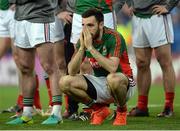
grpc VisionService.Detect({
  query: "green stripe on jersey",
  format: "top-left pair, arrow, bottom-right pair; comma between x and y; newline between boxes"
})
134,12 -> 153,18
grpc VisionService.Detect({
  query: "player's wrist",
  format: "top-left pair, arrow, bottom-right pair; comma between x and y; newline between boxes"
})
78,48 -> 85,52
87,46 -> 94,51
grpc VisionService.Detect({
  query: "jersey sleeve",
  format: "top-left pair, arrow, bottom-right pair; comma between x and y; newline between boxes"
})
108,33 -> 127,57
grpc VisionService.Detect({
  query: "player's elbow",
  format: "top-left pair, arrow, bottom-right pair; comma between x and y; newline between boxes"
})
68,65 -> 77,76
109,68 -> 117,73
108,65 -> 118,73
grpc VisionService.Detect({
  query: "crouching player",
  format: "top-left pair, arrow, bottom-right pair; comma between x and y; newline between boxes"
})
59,8 -> 136,125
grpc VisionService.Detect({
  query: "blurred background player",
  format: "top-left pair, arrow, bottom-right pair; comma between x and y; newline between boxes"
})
6,0 -> 64,124
117,0 -> 179,117
0,0 -> 42,117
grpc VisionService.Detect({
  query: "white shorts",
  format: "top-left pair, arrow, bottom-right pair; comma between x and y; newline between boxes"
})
132,14 -> 174,48
0,9 -> 15,38
83,74 -> 136,104
54,16 -> 64,42
71,12 -> 116,44
14,18 -> 64,48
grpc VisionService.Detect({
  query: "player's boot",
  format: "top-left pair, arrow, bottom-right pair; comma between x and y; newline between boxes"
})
90,106 -> 111,125
157,107 -> 173,117
128,107 -> 149,117
6,116 -> 33,124
41,114 -> 63,124
113,111 -> 127,126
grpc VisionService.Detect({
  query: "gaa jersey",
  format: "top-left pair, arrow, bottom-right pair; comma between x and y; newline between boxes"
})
0,0 -> 9,10
75,0 -> 112,15
76,27 -> 133,78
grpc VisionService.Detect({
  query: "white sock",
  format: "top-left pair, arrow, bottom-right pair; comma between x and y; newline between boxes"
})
51,105 -> 62,119
23,106 -> 33,118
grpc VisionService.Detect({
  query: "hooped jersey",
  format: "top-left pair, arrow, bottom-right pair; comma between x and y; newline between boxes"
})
76,27 -> 133,78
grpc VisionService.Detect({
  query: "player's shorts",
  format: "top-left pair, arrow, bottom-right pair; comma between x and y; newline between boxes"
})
0,9 -> 15,38
14,17 -> 64,48
71,12 -> 115,44
83,74 -> 136,104
54,16 -> 64,42
132,14 -> 174,48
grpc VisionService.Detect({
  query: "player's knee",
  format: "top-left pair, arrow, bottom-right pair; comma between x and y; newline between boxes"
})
107,73 -> 128,90
157,57 -> 172,70
57,59 -> 66,71
42,63 -> 54,75
59,75 -> 72,93
136,59 -> 150,70
19,62 -> 33,75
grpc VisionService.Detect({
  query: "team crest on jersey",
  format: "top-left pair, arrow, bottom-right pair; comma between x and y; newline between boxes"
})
88,58 -> 101,68
102,46 -> 107,56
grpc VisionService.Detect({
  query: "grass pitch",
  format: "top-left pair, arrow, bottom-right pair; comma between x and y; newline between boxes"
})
0,84 -> 180,130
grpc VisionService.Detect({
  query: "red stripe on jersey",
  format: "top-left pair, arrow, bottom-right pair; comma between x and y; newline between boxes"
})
105,28 -> 133,77
105,29 -> 121,57
119,50 -> 133,78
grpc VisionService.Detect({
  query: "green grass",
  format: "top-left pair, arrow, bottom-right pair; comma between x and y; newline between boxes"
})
0,84 -> 180,130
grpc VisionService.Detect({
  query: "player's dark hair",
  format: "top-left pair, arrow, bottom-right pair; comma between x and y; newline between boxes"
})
82,8 -> 104,23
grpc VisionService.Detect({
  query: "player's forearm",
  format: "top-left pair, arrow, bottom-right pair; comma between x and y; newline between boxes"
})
166,0 -> 179,11
68,49 -> 84,76
88,47 -> 118,73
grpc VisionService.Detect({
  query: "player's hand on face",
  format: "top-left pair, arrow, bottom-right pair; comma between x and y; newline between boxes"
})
83,26 -> 93,50
152,5 -> 168,15
79,31 -> 85,50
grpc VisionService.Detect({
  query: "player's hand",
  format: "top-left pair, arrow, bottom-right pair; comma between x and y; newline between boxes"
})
57,11 -> 73,24
9,4 -> 16,11
83,26 -> 93,50
79,31 -> 85,50
152,5 -> 168,15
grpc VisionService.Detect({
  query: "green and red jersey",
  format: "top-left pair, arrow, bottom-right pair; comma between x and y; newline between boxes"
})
0,0 -> 9,10
76,27 -> 133,77
75,0 -> 112,15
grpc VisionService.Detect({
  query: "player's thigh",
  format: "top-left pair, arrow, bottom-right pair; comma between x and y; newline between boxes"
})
0,37 -> 11,56
154,44 -> 172,64
54,40 -> 65,60
16,47 -> 36,70
60,75 -> 88,91
134,47 -> 152,65
36,43 -> 54,67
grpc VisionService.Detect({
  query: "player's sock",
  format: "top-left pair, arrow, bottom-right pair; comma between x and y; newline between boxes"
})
33,75 -> 42,109
23,98 -> 34,118
165,92 -> 174,110
45,77 -> 53,106
117,105 -> 127,112
51,95 -> 62,118
137,95 -> 148,111
86,100 -> 107,111
16,94 -> 23,109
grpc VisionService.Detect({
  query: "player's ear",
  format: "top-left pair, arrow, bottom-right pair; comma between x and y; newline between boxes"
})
99,21 -> 104,29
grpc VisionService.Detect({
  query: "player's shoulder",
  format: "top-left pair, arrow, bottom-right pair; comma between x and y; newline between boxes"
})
104,26 -> 123,40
